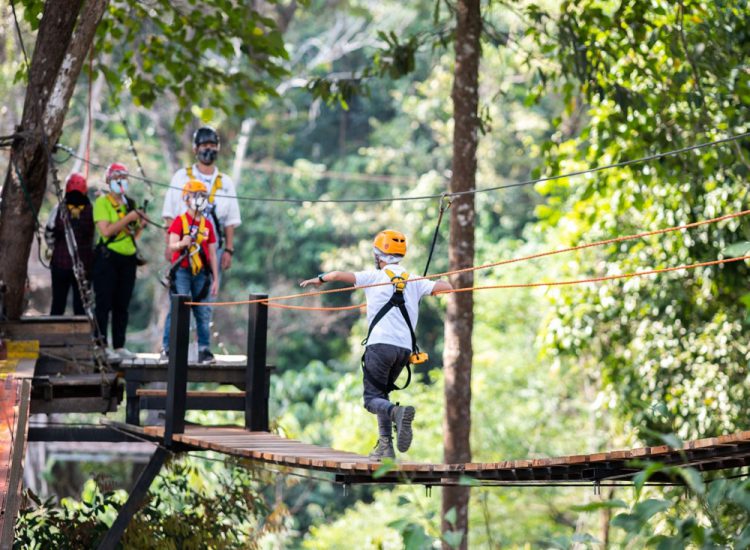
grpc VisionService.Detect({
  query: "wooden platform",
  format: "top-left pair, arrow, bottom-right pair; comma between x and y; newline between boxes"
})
0,371 -> 32,546
115,423 -> 750,486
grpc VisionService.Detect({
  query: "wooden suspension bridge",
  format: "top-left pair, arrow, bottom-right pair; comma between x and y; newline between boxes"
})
1,293 -> 750,547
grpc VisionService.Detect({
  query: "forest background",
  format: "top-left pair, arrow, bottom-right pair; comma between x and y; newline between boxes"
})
3,0 -> 750,548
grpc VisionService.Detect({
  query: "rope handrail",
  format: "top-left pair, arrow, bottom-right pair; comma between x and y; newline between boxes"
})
436,255 -> 750,294
188,208 -> 750,307
53,130 -> 750,205
258,255 -> 750,311
263,302 -> 366,311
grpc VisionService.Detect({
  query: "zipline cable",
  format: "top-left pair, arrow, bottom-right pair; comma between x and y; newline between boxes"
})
189,207 -> 750,307
54,130 -> 750,205
104,79 -> 154,209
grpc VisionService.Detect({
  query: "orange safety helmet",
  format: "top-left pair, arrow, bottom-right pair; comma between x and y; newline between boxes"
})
182,179 -> 208,198
373,230 -> 407,257
65,172 -> 87,194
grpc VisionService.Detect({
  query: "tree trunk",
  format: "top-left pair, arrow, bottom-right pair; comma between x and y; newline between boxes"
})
442,0 -> 480,548
0,0 -> 108,319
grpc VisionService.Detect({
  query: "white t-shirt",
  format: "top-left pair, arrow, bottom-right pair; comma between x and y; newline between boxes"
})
161,165 -> 242,231
355,264 -> 436,350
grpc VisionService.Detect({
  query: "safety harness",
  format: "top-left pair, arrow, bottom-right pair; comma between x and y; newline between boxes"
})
96,194 -> 147,266
180,214 -> 208,275
100,194 -> 132,247
166,213 -> 212,301
361,269 -> 428,393
187,166 -> 224,249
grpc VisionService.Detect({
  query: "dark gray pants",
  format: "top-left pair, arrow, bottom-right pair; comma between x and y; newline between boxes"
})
362,343 -> 411,437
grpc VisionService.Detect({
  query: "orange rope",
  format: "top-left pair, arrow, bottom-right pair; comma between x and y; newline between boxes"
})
263,301 -> 365,312
436,255 -> 750,294
188,208 -> 750,307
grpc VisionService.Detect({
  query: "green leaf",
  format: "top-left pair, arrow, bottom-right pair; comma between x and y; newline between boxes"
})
632,498 -> 671,521
677,468 -> 705,496
706,478 -> 727,510
649,534 -> 685,550
736,523 -> 750,550
444,506 -> 457,526
402,523 -> 429,550
723,241 -> 750,257
442,530 -> 463,549
657,433 -> 683,449
611,512 -> 644,534
633,462 -> 664,497
571,499 -> 628,512
729,483 -> 750,512
373,459 -> 397,479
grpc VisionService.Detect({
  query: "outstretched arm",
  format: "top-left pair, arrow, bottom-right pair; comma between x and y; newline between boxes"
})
431,280 -> 452,295
300,270 -> 356,288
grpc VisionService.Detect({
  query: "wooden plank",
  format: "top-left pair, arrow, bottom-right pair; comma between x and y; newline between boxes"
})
136,389 -> 245,398
35,373 -> 119,386
105,423 -> 750,485
0,379 -> 31,548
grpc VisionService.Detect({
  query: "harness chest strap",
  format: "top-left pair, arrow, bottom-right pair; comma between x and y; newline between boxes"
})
364,269 -> 419,355
360,269 -> 429,393
186,165 -> 223,203
180,213 -> 207,275
102,194 -> 131,245
186,166 -> 224,247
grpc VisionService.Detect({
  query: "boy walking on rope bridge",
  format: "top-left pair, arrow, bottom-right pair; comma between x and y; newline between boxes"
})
162,180 -> 220,364
301,230 -> 451,460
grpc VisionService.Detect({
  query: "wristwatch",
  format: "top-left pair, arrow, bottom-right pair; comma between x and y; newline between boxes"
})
224,248 -> 234,255
317,273 -> 326,283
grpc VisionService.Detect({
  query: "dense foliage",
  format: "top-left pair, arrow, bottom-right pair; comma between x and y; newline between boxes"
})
528,0 -> 750,442
15,457 -> 285,549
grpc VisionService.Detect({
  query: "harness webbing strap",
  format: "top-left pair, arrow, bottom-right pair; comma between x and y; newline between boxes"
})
361,269 -> 419,393
179,213 -> 207,275
101,193 -> 131,246
186,166 -> 225,248
361,270 -> 417,353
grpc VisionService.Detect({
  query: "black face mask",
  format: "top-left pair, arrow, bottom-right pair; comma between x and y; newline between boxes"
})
197,148 -> 218,165
65,190 -> 89,206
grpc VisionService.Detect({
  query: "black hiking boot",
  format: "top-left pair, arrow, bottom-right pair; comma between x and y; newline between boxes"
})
368,436 -> 395,461
390,405 -> 415,453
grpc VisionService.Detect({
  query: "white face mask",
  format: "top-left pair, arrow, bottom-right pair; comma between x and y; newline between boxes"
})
187,194 -> 207,212
109,179 -> 128,194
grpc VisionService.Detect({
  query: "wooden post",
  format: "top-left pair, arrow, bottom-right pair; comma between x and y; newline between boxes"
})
164,294 -> 190,445
125,380 -> 140,426
245,293 -> 268,431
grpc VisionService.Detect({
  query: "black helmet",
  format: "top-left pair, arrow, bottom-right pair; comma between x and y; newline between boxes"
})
193,126 -> 220,147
